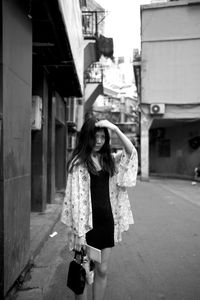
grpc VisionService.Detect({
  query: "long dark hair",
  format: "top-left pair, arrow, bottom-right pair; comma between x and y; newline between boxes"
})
68,117 -> 115,176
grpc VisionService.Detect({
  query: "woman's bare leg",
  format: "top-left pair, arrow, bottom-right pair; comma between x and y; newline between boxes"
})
75,284 -> 87,300
93,248 -> 112,300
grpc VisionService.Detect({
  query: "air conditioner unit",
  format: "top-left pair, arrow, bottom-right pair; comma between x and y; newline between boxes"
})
150,103 -> 165,115
32,96 -> 42,130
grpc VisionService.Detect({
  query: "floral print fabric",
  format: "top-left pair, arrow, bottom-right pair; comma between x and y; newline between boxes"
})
61,147 -> 138,249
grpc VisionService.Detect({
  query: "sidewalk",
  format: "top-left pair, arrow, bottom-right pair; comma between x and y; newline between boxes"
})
30,192 -> 64,259
5,192 -> 64,300
30,205 -> 62,259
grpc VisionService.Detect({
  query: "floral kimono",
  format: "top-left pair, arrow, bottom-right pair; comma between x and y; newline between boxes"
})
61,148 -> 138,249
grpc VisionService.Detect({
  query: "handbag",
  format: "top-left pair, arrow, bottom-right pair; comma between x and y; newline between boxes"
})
67,249 -> 86,295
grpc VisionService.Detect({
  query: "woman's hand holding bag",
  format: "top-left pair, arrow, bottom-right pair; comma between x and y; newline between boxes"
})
67,249 -> 86,295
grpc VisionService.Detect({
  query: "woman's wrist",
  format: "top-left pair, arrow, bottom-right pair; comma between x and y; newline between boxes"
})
114,125 -> 120,134
113,125 -> 134,154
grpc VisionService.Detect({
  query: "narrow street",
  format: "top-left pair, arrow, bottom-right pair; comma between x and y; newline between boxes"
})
14,178 -> 200,300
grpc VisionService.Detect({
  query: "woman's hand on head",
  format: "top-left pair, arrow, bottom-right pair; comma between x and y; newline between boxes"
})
95,119 -> 117,132
96,119 -> 134,155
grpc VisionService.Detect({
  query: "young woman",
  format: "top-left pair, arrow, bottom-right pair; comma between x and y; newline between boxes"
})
61,118 -> 138,300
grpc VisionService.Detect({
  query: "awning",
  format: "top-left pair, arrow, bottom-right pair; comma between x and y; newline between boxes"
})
84,83 -> 103,113
58,0 -> 84,95
32,0 -> 83,97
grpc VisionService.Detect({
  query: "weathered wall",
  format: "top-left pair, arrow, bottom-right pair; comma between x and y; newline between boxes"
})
141,2 -> 200,104
1,0 -> 32,295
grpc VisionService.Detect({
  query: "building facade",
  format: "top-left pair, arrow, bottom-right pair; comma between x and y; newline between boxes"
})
0,0 -> 84,296
134,0 -> 200,180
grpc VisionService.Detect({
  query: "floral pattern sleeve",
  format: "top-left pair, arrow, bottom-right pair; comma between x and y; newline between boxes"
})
114,147 -> 138,187
60,172 -> 73,229
61,164 -> 93,241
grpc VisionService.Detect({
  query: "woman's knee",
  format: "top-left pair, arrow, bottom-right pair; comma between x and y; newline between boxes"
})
96,263 -> 108,278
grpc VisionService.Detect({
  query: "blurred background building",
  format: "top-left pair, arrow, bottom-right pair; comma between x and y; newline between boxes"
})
133,0 -> 200,181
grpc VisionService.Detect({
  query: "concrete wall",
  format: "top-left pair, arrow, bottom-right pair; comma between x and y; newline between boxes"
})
141,2 -> 200,104
0,0 -> 32,295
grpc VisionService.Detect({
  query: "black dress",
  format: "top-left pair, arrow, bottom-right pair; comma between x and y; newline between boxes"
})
86,170 -> 114,250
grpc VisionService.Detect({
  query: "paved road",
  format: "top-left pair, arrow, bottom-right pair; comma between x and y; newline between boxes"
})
14,179 -> 200,300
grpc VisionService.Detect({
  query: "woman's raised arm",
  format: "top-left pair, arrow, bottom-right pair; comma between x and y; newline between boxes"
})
95,119 -> 134,156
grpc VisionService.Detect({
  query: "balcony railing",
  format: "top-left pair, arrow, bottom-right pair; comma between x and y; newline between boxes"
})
85,62 -> 104,84
82,11 -> 98,39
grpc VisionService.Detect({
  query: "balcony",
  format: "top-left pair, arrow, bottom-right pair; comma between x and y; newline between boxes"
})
82,10 -> 103,71
84,62 -> 104,84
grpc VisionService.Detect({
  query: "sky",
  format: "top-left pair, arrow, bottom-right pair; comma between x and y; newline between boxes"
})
96,0 -> 151,58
